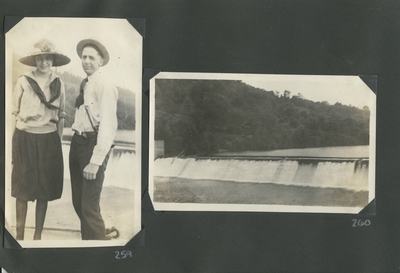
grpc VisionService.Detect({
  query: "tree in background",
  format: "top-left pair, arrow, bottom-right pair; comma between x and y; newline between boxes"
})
10,56 -> 136,131
155,79 -> 371,157
58,71 -> 136,130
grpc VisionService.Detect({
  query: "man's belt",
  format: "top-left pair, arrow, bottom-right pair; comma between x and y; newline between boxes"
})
74,131 -> 97,138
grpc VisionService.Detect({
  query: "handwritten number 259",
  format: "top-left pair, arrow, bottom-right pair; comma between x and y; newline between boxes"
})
115,250 -> 132,259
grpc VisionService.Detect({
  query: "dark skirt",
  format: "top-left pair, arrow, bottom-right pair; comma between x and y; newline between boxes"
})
12,129 -> 63,202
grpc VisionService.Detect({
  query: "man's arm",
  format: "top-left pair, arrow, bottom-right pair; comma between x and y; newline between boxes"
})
83,79 -> 118,180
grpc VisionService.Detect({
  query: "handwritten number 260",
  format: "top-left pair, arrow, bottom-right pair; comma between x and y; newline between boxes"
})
352,219 -> 371,227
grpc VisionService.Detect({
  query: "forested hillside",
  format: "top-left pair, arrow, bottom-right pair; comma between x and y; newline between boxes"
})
59,71 -> 136,129
155,79 -> 370,156
11,54 -> 135,130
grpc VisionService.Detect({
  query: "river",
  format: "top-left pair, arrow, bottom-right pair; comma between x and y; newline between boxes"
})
154,145 -> 371,191
217,145 -> 369,158
62,129 -> 137,190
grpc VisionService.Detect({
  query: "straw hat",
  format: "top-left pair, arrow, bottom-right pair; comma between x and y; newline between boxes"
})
19,39 -> 71,67
76,39 -> 109,66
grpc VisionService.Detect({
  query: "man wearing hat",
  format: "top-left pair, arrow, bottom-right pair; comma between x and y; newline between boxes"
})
69,39 -> 118,240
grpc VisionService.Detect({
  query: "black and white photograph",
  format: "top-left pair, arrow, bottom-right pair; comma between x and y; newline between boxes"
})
5,17 -> 142,248
149,72 -> 376,213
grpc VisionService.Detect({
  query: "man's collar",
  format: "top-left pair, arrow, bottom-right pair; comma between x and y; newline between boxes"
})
87,70 -> 102,81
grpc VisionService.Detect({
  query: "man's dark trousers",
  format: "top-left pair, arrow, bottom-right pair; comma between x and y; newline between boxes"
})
69,133 -> 110,240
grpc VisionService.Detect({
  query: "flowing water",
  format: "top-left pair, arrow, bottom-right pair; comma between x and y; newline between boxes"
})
154,146 -> 370,192
62,144 -> 136,190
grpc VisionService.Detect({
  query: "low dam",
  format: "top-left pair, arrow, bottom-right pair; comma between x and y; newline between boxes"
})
62,144 -> 136,190
154,156 -> 369,192
152,154 -> 370,208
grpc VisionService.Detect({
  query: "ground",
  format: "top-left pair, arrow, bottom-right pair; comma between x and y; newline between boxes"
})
6,179 -> 137,241
154,177 -> 368,207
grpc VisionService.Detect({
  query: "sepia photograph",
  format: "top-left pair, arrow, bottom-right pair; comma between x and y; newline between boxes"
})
149,72 -> 376,213
5,17 -> 142,248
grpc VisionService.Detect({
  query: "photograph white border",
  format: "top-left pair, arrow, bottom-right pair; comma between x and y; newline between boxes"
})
149,72 -> 376,214
5,17 -> 142,248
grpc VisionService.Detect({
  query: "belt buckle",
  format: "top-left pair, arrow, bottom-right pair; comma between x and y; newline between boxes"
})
74,130 -> 87,138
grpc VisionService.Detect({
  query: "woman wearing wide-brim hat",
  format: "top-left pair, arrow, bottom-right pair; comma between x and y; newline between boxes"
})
12,39 -> 70,240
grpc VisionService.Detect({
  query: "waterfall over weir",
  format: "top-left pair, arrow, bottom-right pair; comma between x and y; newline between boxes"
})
154,157 -> 369,192
62,144 -> 136,190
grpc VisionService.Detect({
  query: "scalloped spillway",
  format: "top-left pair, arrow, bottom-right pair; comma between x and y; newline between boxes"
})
154,157 -> 369,191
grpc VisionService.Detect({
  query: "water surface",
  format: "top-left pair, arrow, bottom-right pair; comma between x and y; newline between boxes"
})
217,145 -> 369,158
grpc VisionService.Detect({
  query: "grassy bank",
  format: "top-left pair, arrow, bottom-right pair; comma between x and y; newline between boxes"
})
154,177 -> 368,207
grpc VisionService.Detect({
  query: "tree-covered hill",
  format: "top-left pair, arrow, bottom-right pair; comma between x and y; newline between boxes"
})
10,53 -> 135,130
155,79 -> 370,156
58,71 -> 136,130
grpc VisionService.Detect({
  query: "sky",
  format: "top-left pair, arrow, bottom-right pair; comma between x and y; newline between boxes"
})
242,74 -> 375,109
6,17 -> 143,91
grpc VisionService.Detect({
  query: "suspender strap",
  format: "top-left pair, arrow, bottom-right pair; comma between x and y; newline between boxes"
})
84,105 -> 99,133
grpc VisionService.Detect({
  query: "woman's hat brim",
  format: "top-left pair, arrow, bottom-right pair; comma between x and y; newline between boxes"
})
76,39 -> 109,66
19,52 -> 71,67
